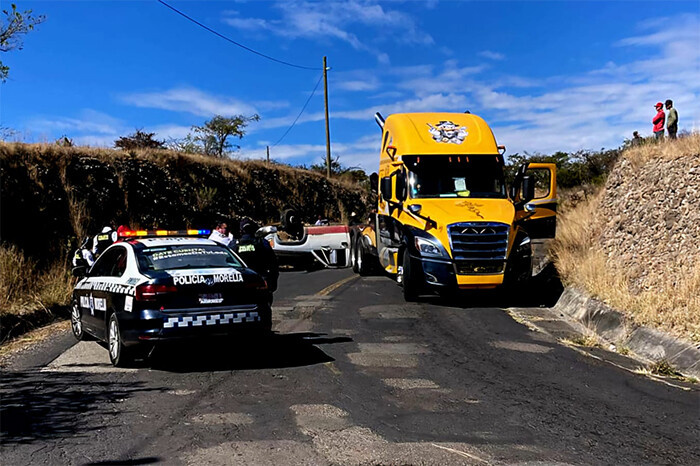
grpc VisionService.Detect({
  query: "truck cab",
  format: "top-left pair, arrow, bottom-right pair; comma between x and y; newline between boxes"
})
356,112 -> 556,300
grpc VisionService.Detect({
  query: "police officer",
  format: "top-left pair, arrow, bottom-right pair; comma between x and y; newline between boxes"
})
234,218 -> 279,293
209,220 -> 234,247
92,225 -> 118,257
72,237 -> 95,268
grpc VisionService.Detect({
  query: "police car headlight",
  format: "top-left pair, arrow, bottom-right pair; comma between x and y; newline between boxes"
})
415,237 -> 444,257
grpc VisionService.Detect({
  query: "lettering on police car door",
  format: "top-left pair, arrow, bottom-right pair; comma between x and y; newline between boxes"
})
173,271 -> 243,286
76,281 -> 136,296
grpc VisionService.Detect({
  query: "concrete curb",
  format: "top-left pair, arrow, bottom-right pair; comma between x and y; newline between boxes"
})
554,288 -> 700,378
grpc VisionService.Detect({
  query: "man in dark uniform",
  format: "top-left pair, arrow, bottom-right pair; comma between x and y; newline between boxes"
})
234,218 -> 279,293
92,225 -> 117,257
72,237 -> 95,268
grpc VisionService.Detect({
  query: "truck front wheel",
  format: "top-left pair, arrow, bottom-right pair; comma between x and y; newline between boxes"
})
402,249 -> 419,301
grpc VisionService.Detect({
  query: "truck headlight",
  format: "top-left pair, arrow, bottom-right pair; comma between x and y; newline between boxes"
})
519,236 -> 531,248
415,237 -> 445,257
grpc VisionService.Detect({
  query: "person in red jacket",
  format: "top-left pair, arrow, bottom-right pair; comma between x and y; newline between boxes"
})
652,102 -> 665,139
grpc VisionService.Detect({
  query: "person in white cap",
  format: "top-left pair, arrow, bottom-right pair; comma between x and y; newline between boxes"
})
92,225 -> 118,257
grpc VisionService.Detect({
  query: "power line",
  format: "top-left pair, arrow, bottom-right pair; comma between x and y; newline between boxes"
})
272,74 -> 324,147
157,0 -> 321,71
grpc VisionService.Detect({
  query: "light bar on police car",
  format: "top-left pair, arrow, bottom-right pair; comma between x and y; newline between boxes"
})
119,229 -> 211,238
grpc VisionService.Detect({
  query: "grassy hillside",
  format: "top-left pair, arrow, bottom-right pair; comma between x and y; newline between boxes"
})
553,134 -> 700,342
0,142 -> 371,259
0,142 -> 371,341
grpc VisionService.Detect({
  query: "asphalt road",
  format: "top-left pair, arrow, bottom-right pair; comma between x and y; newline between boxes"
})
1,268 -> 699,465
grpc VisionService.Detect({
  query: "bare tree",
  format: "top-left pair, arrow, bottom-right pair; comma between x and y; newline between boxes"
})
1,3 -> 45,82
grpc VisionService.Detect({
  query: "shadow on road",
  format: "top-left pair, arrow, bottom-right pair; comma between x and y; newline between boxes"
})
85,458 -> 161,466
147,332 -> 353,373
0,371 -> 166,446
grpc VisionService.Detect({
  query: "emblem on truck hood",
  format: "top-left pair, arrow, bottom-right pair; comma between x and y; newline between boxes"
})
427,121 -> 468,144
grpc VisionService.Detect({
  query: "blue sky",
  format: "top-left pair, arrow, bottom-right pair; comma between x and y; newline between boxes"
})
1,0 -> 699,171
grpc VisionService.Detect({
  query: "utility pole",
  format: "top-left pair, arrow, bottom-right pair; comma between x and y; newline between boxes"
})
266,145 -> 270,164
323,56 -> 331,178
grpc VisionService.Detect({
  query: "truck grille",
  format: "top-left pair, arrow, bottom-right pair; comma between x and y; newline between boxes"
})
448,222 -> 509,275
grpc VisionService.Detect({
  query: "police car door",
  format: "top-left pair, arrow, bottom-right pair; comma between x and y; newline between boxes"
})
79,246 -> 129,339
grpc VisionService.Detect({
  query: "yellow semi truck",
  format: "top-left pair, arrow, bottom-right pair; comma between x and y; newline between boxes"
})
349,112 -> 557,300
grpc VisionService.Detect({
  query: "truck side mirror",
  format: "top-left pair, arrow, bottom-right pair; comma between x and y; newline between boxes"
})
72,266 -> 87,278
522,175 -> 535,202
395,172 -> 407,202
370,173 -> 379,192
380,176 -> 393,201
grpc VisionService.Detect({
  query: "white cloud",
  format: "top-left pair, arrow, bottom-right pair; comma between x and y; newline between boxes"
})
32,109 -> 122,136
222,1 -> 433,63
478,50 -> 505,61
336,77 -> 381,92
151,124 -> 193,141
120,88 -> 261,118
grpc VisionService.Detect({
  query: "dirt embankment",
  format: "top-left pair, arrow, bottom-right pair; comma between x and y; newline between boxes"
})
0,143 -> 371,260
554,134 -> 700,342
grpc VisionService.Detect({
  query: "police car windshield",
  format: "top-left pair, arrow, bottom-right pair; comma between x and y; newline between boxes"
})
137,244 -> 243,272
403,154 -> 506,199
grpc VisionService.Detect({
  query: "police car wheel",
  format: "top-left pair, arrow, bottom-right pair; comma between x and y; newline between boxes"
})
70,301 -> 88,341
108,313 -> 133,367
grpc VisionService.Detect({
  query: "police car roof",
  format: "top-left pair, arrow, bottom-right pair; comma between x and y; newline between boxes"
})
131,237 -> 220,248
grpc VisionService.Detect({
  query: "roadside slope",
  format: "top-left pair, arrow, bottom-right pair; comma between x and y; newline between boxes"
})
553,134 -> 700,343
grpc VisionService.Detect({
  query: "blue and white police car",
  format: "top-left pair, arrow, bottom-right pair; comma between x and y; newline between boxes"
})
71,230 -> 272,367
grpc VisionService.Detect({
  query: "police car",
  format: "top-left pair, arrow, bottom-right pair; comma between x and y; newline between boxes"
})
71,230 -> 272,367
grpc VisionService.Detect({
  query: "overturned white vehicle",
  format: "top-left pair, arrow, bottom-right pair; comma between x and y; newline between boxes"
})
260,211 -> 351,268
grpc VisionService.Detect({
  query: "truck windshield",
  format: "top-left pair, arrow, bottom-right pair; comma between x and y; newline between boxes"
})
403,154 -> 506,199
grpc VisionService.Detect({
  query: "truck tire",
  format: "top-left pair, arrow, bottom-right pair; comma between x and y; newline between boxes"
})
351,236 -> 360,273
402,249 -> 419,301
356,240 -> 372,276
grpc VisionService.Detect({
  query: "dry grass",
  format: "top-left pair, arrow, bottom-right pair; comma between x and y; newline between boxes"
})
634,360 -> 698,384
560,333 -> 602,348
623,133 -> 700,167
0,320 -> 71,364
0,245 -> 73,315
552,134 -> 700,342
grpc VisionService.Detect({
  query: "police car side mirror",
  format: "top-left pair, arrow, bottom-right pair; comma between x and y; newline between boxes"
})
72,266 -> 88,278
256,225 -> 277,238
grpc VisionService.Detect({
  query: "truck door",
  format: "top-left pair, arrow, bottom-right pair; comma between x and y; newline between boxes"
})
518,162 -> 557,239
377,172 -> 402,271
